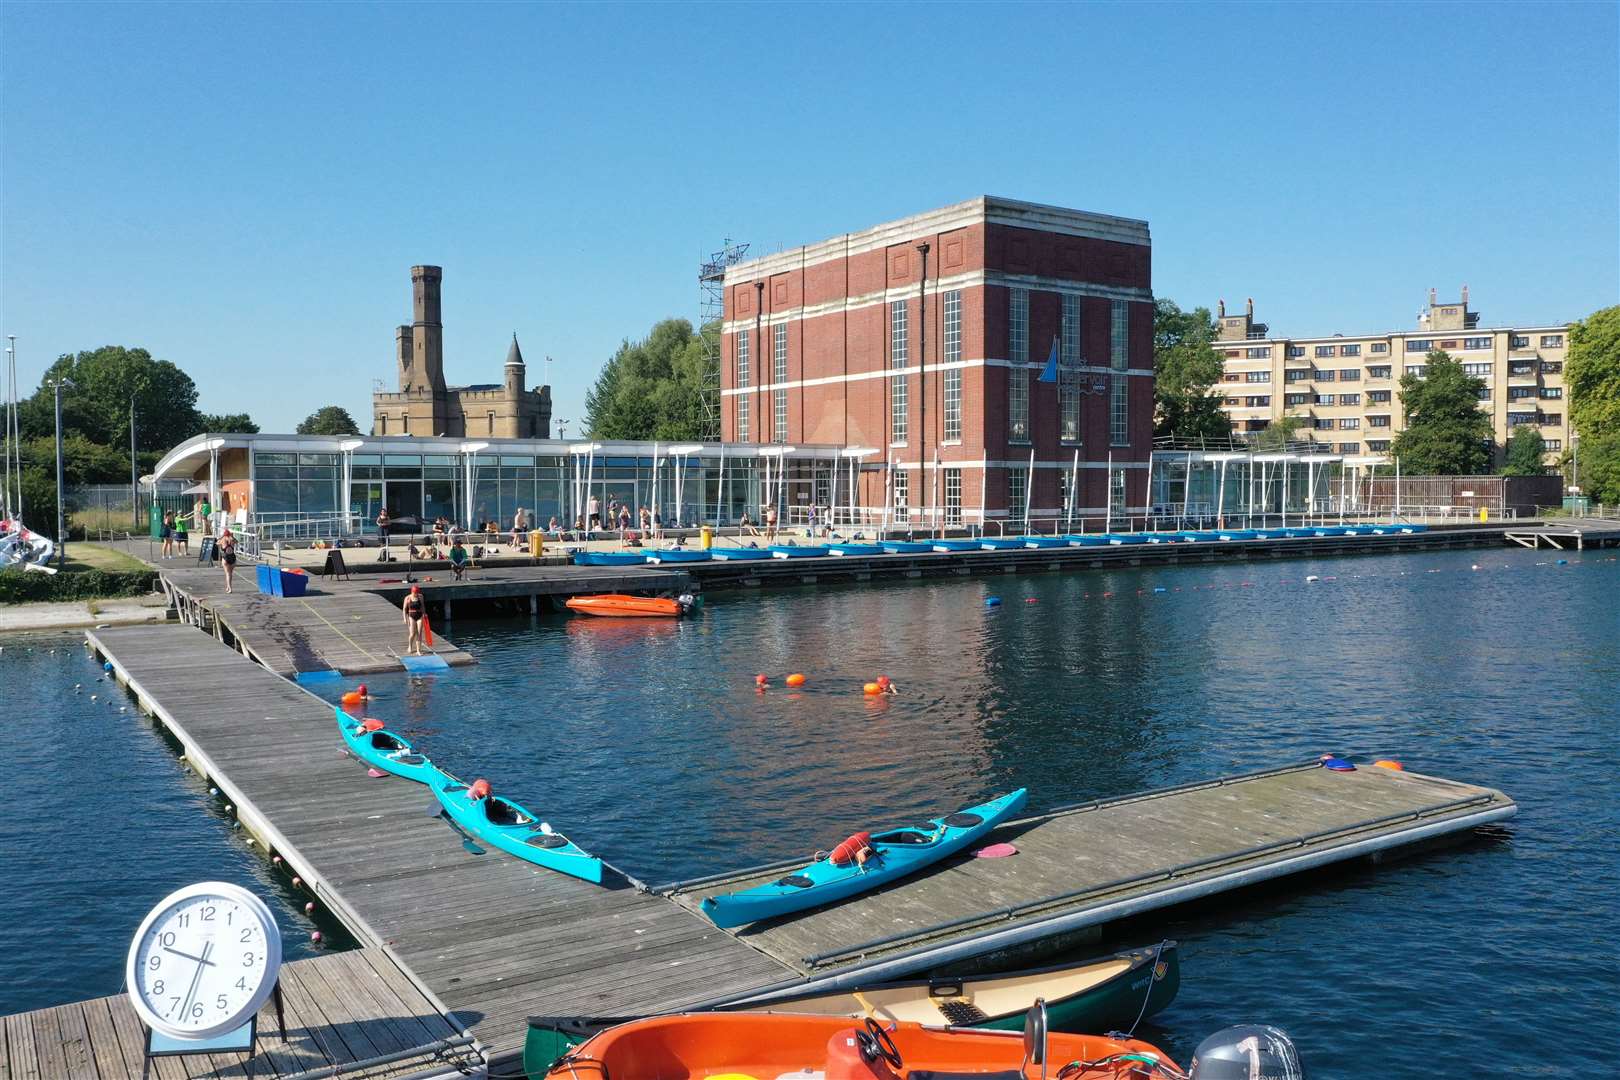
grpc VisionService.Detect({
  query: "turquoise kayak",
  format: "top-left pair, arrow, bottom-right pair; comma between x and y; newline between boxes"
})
573,551 -> 650,566
431,770 -> 604,884
334,705 -> 439,784
710,547 -> 773,560
699,789 -> 1028,929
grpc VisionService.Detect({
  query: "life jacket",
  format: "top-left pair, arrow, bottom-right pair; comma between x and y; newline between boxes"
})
829,831 -> 874,867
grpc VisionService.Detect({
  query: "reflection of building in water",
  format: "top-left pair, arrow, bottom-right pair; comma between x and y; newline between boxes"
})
371,265 -> 552,439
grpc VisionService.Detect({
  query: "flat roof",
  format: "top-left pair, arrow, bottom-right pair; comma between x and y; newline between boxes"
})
724,195 -> 1151,284
151,432 -> 846,483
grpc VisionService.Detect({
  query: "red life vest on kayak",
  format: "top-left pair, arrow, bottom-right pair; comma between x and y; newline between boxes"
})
469,778 -> 492,801
829,831 -> 874,867
360,718 -> 385,732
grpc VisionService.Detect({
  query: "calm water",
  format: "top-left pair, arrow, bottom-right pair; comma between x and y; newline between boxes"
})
4,547 -> 1618,1076
0,634 -> 324,1016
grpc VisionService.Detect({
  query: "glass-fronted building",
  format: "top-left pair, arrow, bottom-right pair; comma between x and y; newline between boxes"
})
151,433 -> 873,535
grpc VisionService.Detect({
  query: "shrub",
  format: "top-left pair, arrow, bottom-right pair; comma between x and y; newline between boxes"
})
0,569 -> 159,604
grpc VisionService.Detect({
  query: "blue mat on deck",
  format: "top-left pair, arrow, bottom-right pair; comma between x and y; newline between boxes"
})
400,654 -> 451,673
293,669 -> 344,685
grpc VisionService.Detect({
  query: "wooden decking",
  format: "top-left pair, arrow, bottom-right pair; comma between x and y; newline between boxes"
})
83,625 -> 794,1066
36,621 -> 1519,1073
668,763 -> 1517,984
0,949 -> 474,1080
158,567 -> 474,678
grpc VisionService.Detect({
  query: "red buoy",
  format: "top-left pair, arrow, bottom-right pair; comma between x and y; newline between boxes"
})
469,778 -> 492,801
829,831 -> 874,867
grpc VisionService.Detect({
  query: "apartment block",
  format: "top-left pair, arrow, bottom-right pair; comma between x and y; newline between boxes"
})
1213,289 -> 1569,465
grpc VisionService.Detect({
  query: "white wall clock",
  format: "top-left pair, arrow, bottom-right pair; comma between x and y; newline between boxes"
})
125,881 -> 283,1040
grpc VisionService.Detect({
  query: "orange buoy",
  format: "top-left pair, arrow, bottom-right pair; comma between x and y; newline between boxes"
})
340,691 -> 362,705
469,778 -> 492,800
1373,759 -> 1405,771
785,673 -> 806,687
863,682 -> 881,695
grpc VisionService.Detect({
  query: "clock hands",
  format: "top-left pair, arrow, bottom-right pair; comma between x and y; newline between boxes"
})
163,945 -> 217,967
176,939 -> 213,1022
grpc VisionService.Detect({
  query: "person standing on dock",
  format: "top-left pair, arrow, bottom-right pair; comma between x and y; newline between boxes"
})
376,507 -> 392,557
764,503 -> 779,544
218,529 -> 238,592
587,494 -> 601,531
174,511 -> 189,555
402,585 -> 426,655
160,511 -> 174,558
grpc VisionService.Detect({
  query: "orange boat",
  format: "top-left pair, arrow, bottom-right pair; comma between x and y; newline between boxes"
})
564,593 -> 693,618
545,1009 -> 1191,1080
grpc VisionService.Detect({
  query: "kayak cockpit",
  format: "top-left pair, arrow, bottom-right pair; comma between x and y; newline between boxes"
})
486,798 -> 534,826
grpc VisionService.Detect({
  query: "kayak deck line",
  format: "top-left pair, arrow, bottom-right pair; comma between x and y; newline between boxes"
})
80,622 -> 1516,1073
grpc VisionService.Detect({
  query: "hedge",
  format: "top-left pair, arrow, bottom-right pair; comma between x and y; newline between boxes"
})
0,568 -> 160,604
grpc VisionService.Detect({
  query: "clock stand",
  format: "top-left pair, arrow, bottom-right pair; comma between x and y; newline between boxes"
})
141,978 -> 285,1080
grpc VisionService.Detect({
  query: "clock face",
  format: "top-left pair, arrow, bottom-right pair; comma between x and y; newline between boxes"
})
126,882 -> 282,1040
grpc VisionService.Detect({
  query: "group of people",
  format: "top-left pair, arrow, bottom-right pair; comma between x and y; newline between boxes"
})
158,500 -> 214,559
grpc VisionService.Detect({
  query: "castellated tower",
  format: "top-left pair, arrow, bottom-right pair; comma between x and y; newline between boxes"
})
372,265 -> 552,439
411,265 -> 447,393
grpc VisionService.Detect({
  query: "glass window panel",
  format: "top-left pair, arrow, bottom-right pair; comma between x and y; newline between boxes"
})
384,454 -> 421,466
255,453 -> 296,466
298,453 -> 337,465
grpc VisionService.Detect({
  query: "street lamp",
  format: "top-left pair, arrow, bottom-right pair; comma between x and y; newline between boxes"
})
555,418 -> 570,440
4,336 -> 14,521
48,375 -> 75,566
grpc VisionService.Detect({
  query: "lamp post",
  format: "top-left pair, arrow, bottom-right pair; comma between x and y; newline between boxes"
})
915,242 -> 930,535
3,336 -> 13,521
555,418 -> 569,440
130,395 -> 140,530
49,375 -> 75,566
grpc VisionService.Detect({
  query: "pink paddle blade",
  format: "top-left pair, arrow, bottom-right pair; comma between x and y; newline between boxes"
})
974,842 -> 1018,858
367,767 -> 387,778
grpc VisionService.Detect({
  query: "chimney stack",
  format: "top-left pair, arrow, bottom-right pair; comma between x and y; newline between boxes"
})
1245,297 -> 1253,318
1461,284 -> 1469,306
1218,298 -> 1226,318
1429,287 -> 1437,306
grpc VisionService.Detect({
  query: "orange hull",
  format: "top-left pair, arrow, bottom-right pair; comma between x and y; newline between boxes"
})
547,1012 -> 1179,1080
565,594 -> 683,618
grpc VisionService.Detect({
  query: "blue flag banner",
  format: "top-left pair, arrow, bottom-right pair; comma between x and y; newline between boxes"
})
1038,337 -> 1059,383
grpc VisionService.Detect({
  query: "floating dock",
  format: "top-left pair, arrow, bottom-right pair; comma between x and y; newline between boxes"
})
4,621 -> 1517,1075
0,949 -> 474,1080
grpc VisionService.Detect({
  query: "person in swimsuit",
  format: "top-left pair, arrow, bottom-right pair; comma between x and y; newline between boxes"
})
402,585 -> 426,655
218,529 -> 238,592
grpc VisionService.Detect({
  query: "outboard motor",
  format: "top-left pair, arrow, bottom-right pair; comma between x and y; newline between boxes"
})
1189,1025 -> 1305,1080
676,592 -> 698,613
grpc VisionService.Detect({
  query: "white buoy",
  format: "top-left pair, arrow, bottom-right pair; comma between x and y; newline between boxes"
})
1306,575 -> 1320,583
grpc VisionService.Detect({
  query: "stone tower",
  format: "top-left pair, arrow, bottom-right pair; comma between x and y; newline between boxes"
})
504,333 -> 525,397
411,265 -> 447,393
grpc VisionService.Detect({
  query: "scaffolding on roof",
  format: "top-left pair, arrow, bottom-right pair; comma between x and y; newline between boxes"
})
699,239 -> 750,442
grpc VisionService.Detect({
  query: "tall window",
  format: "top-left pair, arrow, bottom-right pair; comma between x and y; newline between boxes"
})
1060,294 -> 1080,442
1109,468 -> 1127,520
893,469 -> 909,523
890,300 -> 909,442
735,329 -> 750,388
773,323 -> 788,443
944,468 -> 962,525
736,396 -> 749,441
1007,469 -> 1027,524
943,290 -> 962,441
1009,288 -> 1029,442
1110,300 -> 1130,446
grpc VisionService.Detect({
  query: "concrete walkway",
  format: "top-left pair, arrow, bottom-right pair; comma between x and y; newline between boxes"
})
0,594 -> 172,634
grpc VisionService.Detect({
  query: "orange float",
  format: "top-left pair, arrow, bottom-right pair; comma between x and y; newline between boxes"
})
1373,759 -> 1405,771
785,673 -> 807,687
863,682 -> 881,695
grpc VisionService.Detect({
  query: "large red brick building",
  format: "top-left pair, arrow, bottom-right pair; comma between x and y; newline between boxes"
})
720,196 -> 1155,526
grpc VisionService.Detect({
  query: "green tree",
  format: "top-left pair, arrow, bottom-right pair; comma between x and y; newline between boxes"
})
584,319 -> 712,440
1152,300 -> 1231,440
1574,429 -> 1620,503
1566,305 -> 1620,435
18,346 -> 203,454
201,413 -> 260,434
1251,414 -> 1305,450
295,406 -> 360,435
1502,425 -> 1546,475
1390,350 -> 1493,474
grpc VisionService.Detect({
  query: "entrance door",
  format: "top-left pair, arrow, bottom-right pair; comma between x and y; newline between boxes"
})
384,482 -> 423,532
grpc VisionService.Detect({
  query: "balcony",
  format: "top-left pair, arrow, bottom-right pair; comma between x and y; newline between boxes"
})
1506,366 -> 1538,383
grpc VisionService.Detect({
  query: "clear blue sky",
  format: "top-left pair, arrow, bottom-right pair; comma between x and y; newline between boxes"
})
3,1 -> 1615,435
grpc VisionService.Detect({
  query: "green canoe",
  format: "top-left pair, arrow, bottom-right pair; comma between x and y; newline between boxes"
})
522,941 -> 1177,1078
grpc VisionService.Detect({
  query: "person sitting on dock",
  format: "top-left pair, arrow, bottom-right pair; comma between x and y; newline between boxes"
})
739,511 -> 760,537
402,585 -> 426,656
449,540 -> 469,580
